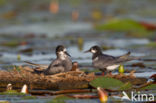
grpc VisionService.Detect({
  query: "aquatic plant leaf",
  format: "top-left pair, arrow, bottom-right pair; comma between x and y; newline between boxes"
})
119,82 -> 132,90
146,42 -> 156,48
141,84 -> 156,90
90,77 -> 132,90
0,41 -> 19,47
0,0 -> 7,6
95,19 -> 146,31
94,19 -> 153,38
0,90 -> 25,95
22,95 -> 37,99
47,95 -> 73,103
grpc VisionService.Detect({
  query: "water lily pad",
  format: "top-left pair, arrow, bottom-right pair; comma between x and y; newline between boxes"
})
95,19 -> 146,31
119,82 -> 132,90
94,19 -> 152,38
90,77 -> 132,90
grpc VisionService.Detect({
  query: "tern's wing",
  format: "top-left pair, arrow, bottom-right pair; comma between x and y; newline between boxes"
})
93,54 -> 117,69
116,51 -> 134,63
44,59 -> 65,75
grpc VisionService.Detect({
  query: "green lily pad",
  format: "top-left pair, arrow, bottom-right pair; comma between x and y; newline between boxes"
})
94,19 -> 153,38
95,19 -> 146,31
141,84 -> 156,90
90,77 -> 132,90
119,82 -> 132,90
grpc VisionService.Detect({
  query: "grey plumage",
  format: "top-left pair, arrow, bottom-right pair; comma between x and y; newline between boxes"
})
43,45 -> 72,75
85,45 -> 138,72
25,45 -> 72,75
44,56 -> 72,75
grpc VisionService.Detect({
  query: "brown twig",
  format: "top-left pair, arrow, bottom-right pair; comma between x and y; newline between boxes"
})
133,81 -> 154,90
66,94 -> 98,99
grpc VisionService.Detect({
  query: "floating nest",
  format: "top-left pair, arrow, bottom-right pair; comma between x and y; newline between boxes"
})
0,66 -> 95,91
0,66 -> 147,91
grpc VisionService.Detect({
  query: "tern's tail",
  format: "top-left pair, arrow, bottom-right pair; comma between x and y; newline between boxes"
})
24,61 -> 48,68
24,61 -> 48,74
118,51 -> 131,60
24,61 -> 41,66
118,51 -> 140,62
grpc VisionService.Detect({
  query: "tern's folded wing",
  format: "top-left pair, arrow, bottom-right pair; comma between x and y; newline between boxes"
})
44,59 -> 65,75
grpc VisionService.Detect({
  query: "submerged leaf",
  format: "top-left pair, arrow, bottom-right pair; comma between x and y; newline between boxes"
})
0,90 -> 25,95
22,96 -> 37,99
47,95 -> 73,103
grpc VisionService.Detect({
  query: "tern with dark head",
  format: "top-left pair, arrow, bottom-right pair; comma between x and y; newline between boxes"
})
85,45 -> 136,75
43,45 -> 72,75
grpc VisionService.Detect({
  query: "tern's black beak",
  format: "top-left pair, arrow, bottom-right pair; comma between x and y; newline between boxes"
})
65,51 -> 71,57
84,49 -> 91,53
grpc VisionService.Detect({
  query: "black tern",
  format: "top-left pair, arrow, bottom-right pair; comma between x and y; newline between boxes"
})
43,45 -> 72,75
85,45 -> 137,75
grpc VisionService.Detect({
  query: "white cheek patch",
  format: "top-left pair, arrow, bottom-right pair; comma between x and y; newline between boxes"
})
64,48 -> 67,52
91,49 -> 96,53
59,51 -> 66,60
59,51 -> 64,55
93,57 -> 98,61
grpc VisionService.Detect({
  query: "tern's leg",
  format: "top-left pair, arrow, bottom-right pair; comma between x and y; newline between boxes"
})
109,71 -> 112,76
102,72 -> 105,76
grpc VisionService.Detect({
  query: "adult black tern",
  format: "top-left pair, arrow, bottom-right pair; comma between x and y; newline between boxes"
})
85,45 -> 137,75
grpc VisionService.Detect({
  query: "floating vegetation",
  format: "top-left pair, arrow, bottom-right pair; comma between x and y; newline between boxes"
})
47,95 -> 73,103
22,95 -> 37,100
141,84 -> 156,90
94,19 -> 154,38
0,41 -> 19,47
0,90 -> 25,96
146,42 -> 156,48
90,77 -> 132,90
0,66 -> 95,91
